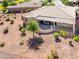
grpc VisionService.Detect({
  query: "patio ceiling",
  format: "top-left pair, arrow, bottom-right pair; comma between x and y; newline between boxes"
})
36,15 -> 75,25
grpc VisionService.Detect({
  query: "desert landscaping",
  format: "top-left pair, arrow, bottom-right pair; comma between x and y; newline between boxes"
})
0,13 -> 78,59
0,0 -> 79,59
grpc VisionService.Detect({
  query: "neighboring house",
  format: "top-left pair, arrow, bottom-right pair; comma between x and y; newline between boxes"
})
22,6 -> 77,34
7,1 -> 42,13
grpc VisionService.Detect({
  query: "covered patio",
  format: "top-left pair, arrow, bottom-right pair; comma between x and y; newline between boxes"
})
22,6 -> 76,34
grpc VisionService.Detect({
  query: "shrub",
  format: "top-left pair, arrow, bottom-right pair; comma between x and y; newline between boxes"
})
3,27 -> 8,34
69,41 -> 74,47
47,46 -> 59,59
6,18 -> 10,22
8,1 -> 17,6
47,55 -> 52,59
20,27 -> 26,37
0,22 -> 4,25
19,40 -> 24,45
53,32 -> 60,38
0,42 -> 5,47
19,25 -> 23,31
20,27 -> 26,33
2,0 -> 8,7
73,36 -> 79,42
53,32 -> 61,42
60,30 -> 68,38
10,20 -> 14,24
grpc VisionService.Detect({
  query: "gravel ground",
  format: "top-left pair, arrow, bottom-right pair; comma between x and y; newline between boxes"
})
0,13 -> 79,59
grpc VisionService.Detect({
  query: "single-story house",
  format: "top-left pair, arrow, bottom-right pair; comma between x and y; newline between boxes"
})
7,1 -> 42,13
22,6 -> 77,34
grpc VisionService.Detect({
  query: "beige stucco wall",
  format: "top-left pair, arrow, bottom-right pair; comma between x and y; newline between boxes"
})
57,23 -> 73,28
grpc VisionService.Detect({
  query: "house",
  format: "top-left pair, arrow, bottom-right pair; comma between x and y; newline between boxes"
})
7,1 -> 42,13
22,6 -> 77,34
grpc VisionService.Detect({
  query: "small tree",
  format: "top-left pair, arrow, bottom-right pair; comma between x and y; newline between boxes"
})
53,32 -> 61,42
27,19 -> 39,38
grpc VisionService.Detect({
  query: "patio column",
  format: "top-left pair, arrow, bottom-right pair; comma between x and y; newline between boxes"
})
73,24 -> 75,34
53,22 -> 55,31
51,22 -> 53,30
51,24 -> 53,30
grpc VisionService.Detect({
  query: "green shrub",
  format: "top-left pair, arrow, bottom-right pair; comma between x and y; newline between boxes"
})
47,55 -> 52,59
20,41 -> 24,45
20,27 -> 26,33
0,42 -> 5,47
20,42 -> 24,45
73,36 -> 79,42
8,1 -> 17,6
53,32 -> 60,38
60,30 -> 68,38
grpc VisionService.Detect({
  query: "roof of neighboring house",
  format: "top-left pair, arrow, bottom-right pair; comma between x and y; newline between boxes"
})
8,2 -> 42,9
22,6 -> 76,24
69,0 -> 78,2
0,0 -> 3,1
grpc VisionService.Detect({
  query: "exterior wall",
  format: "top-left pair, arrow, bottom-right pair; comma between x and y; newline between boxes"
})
76,12 -> 79,28
57,23 -> 73,28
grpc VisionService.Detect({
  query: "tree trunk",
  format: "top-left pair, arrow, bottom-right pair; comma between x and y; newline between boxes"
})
39,33 -> 41,38
33,32 -> 35,38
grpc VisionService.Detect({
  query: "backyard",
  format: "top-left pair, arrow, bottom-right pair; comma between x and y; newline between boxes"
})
0,13 -> 78,59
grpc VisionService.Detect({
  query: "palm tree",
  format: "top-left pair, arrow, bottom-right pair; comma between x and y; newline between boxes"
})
27,19 -> 39,38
